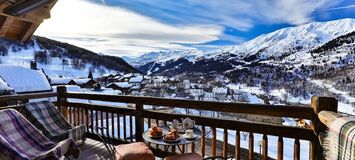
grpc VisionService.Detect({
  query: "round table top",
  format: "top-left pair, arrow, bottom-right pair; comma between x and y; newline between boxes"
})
142,126 -> 202,146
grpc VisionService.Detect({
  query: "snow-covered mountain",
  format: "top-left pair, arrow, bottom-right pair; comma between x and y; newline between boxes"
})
221,18 -> 355,60
122,18 -> 354,111
0,36 -> 138,78
127,18 -> 354,75
122,49 -> 204,67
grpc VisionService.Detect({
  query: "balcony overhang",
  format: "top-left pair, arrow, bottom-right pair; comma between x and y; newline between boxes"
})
0,0 -> 57,42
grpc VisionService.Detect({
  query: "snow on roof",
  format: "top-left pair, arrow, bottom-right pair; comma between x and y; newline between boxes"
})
114,75 -> 122,79
73,78 -> 92,85
98,88 -> 122,94
129,76 -> 143,83
108,82 -> 132,88
0,77 -> 13,93
0,65 -> 51,93
130,85 -> 140,89
123,73 -> 133,78
81,87 -> 123,95
168,77 -> 178,81
153,76 -> 167,82
50,77 -> 73,85
212,87 -> 228,94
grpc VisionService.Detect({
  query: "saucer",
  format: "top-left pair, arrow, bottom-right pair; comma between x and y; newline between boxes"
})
183,134 -> 197,140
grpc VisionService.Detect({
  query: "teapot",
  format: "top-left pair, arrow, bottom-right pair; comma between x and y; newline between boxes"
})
182,117 -> 195,129
172,119 -> 181,128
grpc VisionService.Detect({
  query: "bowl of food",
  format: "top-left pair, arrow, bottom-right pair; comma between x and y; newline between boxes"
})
148,126 -> 163,139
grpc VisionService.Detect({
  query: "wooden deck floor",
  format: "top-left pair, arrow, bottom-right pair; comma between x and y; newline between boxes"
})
63,138 -> 272,160
65,139 -> 163,160
64,139 -> 111,160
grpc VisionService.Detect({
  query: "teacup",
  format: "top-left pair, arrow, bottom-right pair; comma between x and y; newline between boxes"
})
185,129 -> 194,138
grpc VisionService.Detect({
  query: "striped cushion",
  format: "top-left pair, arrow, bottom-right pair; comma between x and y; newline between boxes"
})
23,101 -> 85,142
324,117 -> 355,160
0,109 -> 76,160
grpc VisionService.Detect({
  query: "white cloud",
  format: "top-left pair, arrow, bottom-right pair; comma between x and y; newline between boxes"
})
325,4 -> 355,11
35,0 -> 223,56
35,0 -> 342,56
112,0 -> 341,27
254,0 -> 340,25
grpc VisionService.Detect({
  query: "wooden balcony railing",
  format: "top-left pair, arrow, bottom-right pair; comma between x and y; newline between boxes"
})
0,86 -> 341,160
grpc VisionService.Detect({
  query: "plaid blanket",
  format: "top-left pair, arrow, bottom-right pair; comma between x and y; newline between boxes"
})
23,101 -> 86,142
0,109 -> 76,160
323,117 -> 355,160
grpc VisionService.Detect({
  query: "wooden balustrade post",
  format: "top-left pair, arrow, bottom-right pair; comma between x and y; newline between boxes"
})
135,103 -> 144,142
311,96 -> 338,160
57,86 -> 68,119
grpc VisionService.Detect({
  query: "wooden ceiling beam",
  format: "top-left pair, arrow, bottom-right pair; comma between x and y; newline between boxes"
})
0,0 -> 57,42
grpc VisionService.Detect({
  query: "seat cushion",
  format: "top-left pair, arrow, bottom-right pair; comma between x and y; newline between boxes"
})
164,153 -> 203,160
0,109 -> 78,160
23,101 -> 86,141
115,142 -> 154,160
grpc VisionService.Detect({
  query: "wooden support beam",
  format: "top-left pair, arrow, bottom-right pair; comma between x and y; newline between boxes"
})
20,22 -> 40,42
311,96 -> 338,160
57,86 -> 68,119
318,111 -> 340,127
0,15 -> 14,36
0,15 -> 8,30
135,103 -> 144,142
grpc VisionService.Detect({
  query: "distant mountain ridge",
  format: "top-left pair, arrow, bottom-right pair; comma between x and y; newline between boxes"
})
122,49 -> 204,68
123,18 -> 355,75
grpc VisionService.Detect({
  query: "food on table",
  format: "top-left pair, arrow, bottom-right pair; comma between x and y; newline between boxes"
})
149,125 -> 163,137
164,128 -> 180,141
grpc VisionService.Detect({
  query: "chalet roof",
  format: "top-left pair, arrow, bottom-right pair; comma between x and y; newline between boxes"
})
123,73 -> 133,78
130,85 -> 140,90
0,76 -> 14,95
0,65 -> 51,93
168,77 -> 176,81
73,78 -> 95,85
212,87 -> 228,94
153,76 -> 167,82
107,82 -> 132,88
93,88 -> 122,95
114,75 -> 122,79
50,77 -> 73,85
102,73 -> 112,77
129,76 -> 143,83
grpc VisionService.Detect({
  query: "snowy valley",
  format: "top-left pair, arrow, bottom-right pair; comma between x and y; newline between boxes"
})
123,18 -> 355,115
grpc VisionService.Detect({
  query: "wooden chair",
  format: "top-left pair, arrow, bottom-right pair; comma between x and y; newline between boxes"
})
0,109 -> 80,160
22,101 -> 86,142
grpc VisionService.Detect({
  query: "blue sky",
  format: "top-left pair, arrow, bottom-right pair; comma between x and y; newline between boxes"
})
36,0 -> 355,57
